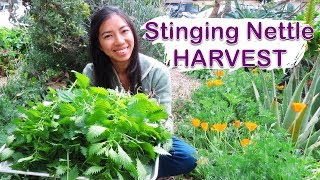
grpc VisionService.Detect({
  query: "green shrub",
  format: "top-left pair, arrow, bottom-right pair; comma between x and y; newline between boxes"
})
0,27 -> 30,76
28,0 -> 90,72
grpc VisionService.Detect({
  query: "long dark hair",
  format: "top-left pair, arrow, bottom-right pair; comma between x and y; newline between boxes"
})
89,6 -> 142,94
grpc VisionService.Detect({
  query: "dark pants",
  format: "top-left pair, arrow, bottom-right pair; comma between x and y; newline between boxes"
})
157,136 -> 197,177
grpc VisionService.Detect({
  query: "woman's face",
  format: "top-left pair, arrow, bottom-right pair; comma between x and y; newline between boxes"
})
98,14 -> 134,64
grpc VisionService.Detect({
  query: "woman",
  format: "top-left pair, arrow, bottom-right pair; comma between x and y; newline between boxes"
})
83,6 -> 197,177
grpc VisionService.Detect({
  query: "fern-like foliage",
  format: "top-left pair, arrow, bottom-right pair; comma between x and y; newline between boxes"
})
87,125 -> 107,142
136,158 -> 148,180
84,166 -> 104,176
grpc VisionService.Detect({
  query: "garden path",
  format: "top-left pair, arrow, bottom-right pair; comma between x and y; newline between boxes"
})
170,68 -> 201,102
0,77 -> 6,87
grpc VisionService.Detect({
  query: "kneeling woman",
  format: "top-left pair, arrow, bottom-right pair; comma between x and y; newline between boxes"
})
83,6 -> 197,177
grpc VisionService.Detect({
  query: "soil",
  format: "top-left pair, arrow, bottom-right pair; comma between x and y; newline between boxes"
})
170,68 -> 201,102
0,77 -> 7,87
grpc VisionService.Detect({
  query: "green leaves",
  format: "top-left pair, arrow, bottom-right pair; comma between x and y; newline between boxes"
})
5,71 -> 171,179
84,166 -> 104,176
73,70 -> 89,89
59,103 -> 76,116
0,147 -> 14,161
136,158 -> 148,180
87,126 -> 107,142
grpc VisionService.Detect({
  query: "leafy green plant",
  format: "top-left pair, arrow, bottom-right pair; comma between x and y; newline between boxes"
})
193,129 -> 315,179
251,57 -> 320,151
28,0 -> 90,72
1,72 -> 171,179
225,0 -> 297,19
0,27 -> 30,76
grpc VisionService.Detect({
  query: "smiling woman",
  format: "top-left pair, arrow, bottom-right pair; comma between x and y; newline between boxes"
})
83,6 -> 197,178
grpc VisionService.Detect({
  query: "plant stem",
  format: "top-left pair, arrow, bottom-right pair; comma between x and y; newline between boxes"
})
303,125 -> 315,157
67,150 -> 69,180
68,80 -> 77,92
193,128 -> 196,147
205,131 -> 219,152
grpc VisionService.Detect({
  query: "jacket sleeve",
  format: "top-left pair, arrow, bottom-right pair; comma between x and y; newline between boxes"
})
82,63 -> 96,86
151,64 -> 174,133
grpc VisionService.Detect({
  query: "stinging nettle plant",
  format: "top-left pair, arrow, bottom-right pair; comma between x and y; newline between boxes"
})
0,71 -> 171,179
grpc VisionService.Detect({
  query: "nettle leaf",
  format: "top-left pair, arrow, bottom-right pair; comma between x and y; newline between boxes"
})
59,103 -> 76,116
87,125 -> 107,141
94,100 -> 111,111
28,109 -> 41,118
90,87 -> 109,96
97,146 -> 109,156
57,89 -> 76,102
73,71 -> 90,89
141,143 -> 155,160
6,135 -> 15,145
117,171 -> 125,180
147,109 -> 168,122
136,158 -> 148,180
108,147 -> 118,163
87,110 -> 108,125
127,98 -> 150,116
56,165 -> 68,176
0,148 -> 14,161
153,146 -> 171,156
117,144 -> 133,165
88,142 -> 106,156
84,166 -> 105,176
68,166 -> 79,180
80,146 -> 87,157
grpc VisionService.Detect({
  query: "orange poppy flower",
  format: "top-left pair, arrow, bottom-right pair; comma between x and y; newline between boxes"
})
201,122 -> 209,131
245,122 -> 258,132
291,103 -> 307,112
213,79 -> 223,86
206,81 -> 214,87
215,70 -> 224,77
252,68 -> 258,75
211,123 -> 227,132
234,120 -> 241,128
241,138 -> 252,147
277,85 -> 285,90
192,118 -> 201,127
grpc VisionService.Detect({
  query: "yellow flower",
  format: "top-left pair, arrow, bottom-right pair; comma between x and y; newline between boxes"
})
201,122 -> 209,131
234,120 -> 241,128
252,68 -> 258,75
212,79 -> 223,86
206,81 -> 214,87
196,157 -> 209,165
211,123 -> 227,132
215,70 -> 224,77
245,122 -> 258,132
292,103 -> 307,112
192,118 -> 201,127
241,138 -> 252,147
31,16 -> 35,21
